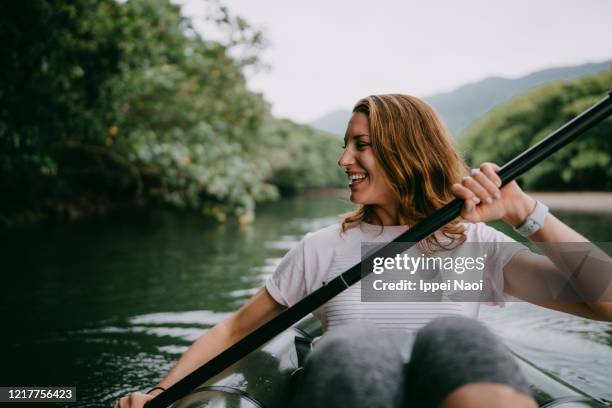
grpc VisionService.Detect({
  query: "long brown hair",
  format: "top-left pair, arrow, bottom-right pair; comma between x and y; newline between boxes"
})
342,94 -> 468,251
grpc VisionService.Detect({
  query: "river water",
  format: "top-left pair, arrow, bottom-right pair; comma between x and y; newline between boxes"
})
1,194 -> 611,406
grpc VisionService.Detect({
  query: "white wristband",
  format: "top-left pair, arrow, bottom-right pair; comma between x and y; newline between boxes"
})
513,200 -> 549,237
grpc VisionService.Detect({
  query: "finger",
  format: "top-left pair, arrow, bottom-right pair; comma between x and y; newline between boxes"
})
471,168 -> 501,200
452,182 -> 479,203
462,175 -> 490,204
452,183 -> 478,212
480,162 -> 502,187
481,161 -> 500,171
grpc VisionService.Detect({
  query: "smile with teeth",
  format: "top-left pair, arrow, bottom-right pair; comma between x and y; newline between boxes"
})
348,173 -> 368,186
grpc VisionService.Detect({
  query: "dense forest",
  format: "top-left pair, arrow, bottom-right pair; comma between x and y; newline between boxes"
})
460,69 -> 612,191
0,0 -> 345,226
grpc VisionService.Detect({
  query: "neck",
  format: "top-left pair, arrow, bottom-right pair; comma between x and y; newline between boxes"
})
369,204 -> 402,226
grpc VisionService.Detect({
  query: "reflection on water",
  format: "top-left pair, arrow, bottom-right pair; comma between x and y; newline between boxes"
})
1,195 -> 611,406
480,303 -> 612,403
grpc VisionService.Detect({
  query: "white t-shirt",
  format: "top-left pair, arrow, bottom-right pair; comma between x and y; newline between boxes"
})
266,221 -> 526,334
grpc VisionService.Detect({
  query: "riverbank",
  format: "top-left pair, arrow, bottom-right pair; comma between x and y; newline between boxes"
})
300,190 -> 612,214
3,191 -> 610,229
529,192 -> 612,214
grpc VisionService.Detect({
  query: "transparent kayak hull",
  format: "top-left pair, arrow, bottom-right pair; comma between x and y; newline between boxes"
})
172,317 -> 608,408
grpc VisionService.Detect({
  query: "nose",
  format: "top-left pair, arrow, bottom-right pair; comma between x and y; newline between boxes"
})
338,145 -> 354,169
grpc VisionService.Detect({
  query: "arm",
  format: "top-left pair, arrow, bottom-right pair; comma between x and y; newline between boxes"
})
451,162 -> 612,321
503,202 -> 612,320
157,287 -> 285,390
115,287 -> 285,407
502,248 -> 609,320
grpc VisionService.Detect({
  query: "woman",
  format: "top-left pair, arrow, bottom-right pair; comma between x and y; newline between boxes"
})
116,94 -> 611,408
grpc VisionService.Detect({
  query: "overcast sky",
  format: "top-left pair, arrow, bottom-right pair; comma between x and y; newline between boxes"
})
182,0 -> 612,123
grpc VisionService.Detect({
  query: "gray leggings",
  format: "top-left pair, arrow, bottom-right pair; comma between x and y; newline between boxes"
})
292,316 -> 531,408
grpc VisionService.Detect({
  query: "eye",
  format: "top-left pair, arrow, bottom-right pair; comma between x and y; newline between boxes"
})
356,142 -> 370,150
341,142 -> 347,149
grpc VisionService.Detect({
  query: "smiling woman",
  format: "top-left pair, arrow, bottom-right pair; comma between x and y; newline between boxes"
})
116,93 -> 612,408
339,95 -> 467,252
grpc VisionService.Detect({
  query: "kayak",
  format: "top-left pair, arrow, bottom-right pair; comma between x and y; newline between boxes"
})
171,317 -> 609,408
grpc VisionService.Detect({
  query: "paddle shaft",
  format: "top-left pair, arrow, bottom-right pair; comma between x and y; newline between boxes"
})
147,91 -> 612,408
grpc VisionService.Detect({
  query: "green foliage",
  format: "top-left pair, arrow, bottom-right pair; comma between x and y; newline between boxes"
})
0,0 -> 339,225
261,118 -> 346,192
1,0 -> 123,172
102,4 -> 276,217
126,124 -> 277,217
459,69 -> 612,190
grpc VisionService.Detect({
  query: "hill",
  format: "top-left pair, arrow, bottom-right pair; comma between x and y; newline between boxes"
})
459,68 -> 612,190
309,60 -> 612,137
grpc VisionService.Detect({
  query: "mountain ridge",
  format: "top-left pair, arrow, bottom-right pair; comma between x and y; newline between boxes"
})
308,59 -> 612,137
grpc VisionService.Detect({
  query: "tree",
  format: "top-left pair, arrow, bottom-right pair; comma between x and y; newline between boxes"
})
459,69 -> 612,190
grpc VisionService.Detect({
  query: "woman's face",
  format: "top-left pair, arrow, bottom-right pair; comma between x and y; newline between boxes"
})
338,112 -> 397,212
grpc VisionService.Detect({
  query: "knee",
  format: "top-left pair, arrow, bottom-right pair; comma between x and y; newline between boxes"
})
306,323 -> 403,370
414,316 -> 495,352
406,317 -> 532,408
309,324 -> 372,361
419,316 -> 487,339
294,324 -> 405,408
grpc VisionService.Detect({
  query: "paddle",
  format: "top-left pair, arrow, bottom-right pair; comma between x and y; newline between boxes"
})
147,91 -> 612,408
